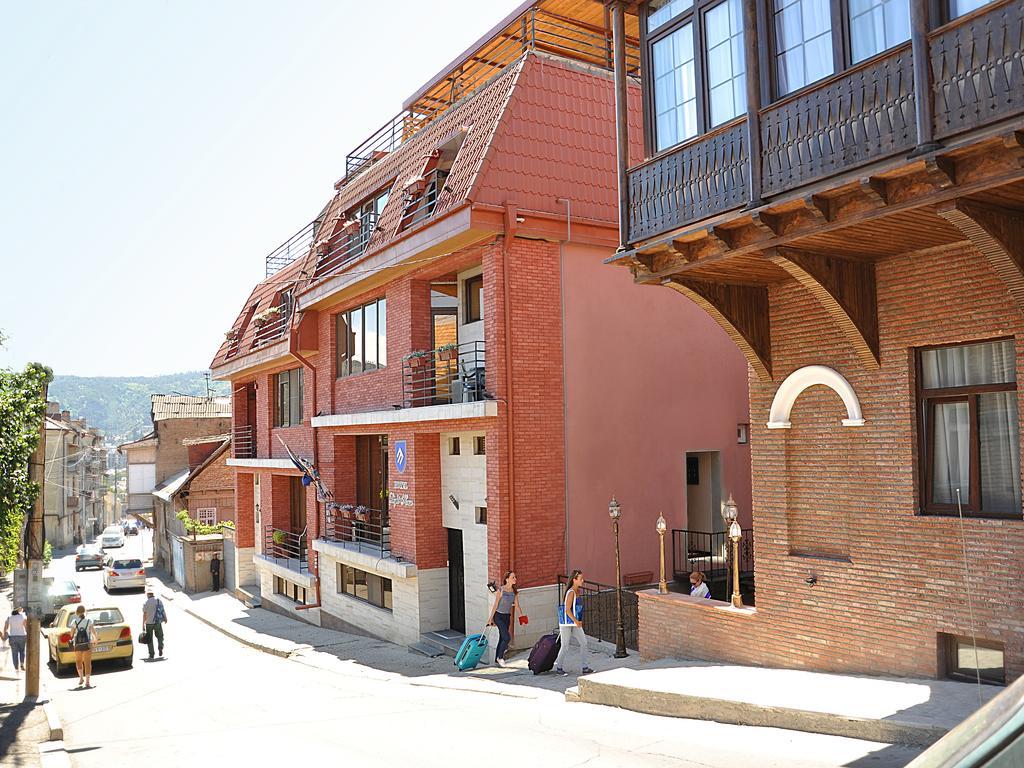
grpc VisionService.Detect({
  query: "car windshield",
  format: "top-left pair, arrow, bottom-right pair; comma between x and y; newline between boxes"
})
78,546 -> 99,555
49,580 -> 77,595
80,609 -> 123,626
111,559 -> 142,569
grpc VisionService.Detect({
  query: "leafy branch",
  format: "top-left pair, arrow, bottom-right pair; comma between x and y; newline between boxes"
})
176,510 -> 235,540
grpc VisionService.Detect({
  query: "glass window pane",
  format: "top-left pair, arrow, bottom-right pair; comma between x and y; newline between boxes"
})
773,0 -> 833,95
378,299 -> 387,369
364,302 -> 378,371
648,0 -> 694,32
653,23 -> 697,151
979,392 -> 1021,513
803,33 -> 835,84
850,0 -> 910,63
931,401 -> 971,505
705,0 -> 746,126
293,368 -> 303,425
383,579 -> 393,610
949,0 -> 993,19
336,313 -> 351,377
921,340 -> 1016,389
351,306 -> 364,375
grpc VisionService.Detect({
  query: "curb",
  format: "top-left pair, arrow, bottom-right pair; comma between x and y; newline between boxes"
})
181,605 -> 301,659
43,699 -> 62,741
39,740 -> 72,768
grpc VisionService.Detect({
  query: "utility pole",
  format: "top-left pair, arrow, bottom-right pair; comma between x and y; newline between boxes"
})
26,379 -> 48,700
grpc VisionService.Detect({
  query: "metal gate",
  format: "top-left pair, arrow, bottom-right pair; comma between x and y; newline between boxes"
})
171,537 -> 185,588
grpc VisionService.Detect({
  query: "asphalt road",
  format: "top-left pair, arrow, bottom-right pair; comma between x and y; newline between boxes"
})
41,532 -> 921,768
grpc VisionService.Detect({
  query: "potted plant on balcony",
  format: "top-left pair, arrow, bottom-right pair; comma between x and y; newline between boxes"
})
272,529 -> 286,546
404,350 -> 431,369
253,306 -> 281,329
437,343 -> 458,362
354,505 -> 370,523
224,328 -> 239,342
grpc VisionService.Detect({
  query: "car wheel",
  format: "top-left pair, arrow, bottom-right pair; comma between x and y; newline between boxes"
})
74,566 -> 81,573
53,653 -> 68,677
122,655 -> 133,669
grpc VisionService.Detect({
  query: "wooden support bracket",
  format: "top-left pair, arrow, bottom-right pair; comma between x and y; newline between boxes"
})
663,277 -> 772,380
766,247 -> 880,368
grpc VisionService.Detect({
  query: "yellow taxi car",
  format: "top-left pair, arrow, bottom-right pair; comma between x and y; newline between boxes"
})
45,605 -> 134,675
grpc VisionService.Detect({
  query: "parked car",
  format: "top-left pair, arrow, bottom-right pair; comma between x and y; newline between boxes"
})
103,557 -> 146,592
100,530 -> 125,549
44,579 -> 81,621
124,522 -> 139,536
45,605 -> 133,675
74,545 -> 104,571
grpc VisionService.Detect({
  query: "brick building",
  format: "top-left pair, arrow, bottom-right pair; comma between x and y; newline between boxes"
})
211,0 -> 751,653
607,0 -> 1024,682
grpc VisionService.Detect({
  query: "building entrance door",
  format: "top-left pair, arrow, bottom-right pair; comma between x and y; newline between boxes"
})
447,528 -> 465,633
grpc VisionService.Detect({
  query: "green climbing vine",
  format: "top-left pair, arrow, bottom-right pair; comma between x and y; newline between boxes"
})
176,510 -> 235,539
0,362 -> 53,573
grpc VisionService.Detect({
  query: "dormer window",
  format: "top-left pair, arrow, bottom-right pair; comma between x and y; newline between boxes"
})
399,130 -> 467,231
314,187 -> 391,278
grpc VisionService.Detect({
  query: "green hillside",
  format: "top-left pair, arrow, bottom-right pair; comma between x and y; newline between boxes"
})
49,372 -> 230,444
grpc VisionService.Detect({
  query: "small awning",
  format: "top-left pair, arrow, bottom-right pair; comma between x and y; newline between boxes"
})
151,469 -> 189,502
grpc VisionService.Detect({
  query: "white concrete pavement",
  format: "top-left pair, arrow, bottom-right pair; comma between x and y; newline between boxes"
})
40,536 -> 922,767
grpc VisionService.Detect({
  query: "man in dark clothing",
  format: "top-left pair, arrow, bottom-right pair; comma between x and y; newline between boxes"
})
210,554 -> 222,591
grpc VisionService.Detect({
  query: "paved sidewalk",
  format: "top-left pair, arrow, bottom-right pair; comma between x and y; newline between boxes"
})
158,577 -> 642,700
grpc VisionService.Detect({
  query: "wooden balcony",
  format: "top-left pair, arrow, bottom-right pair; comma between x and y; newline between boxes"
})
626,0 -> 1023,246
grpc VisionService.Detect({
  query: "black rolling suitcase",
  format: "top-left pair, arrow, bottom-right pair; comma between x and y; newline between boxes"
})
528,631 -> 561,674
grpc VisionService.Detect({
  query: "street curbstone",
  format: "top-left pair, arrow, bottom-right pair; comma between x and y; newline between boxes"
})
39,739 -> 73,768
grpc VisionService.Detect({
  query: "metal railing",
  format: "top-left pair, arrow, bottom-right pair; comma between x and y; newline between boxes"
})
312,212 -> 378,280
399,169 -> 450,231
263,525 -> 308,573
232,425 -> 255,459
265,219 -> 318,278
401,341 -> 485,409
251,304 -> 292,350
556,575 -> 638,651
338,7 -> 640,188
672,528 -> 754,602
322,505 -> 391,557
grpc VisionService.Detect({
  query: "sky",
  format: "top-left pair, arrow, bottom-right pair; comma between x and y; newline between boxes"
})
0,0 -> 522,377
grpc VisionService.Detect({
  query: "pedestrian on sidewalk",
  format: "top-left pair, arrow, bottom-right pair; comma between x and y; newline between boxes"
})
555,569 -> 592,676
486,571 -> 520,667
210,554 -> 222,592
689,571 -> 711,599
3,607 -> 28,673
70,605 -> 98,689
142,590 -> 167,659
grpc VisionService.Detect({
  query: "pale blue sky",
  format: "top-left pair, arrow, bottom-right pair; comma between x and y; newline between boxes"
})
0,0 -> 521,376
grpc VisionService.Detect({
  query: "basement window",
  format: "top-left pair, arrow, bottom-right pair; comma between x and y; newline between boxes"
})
449,437 -> 461,455
475,506 -> 487,525
274,576 -> 307,605
473,436 -> 486,455
942,633 -> 1005,685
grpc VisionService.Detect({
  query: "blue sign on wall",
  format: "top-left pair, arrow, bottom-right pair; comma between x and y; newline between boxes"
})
394,440 -> 408,473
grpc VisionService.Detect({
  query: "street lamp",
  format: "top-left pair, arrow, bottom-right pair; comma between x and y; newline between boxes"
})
608,496 -> 628,658
722,495 -> 744,609
656,513 -> 669,595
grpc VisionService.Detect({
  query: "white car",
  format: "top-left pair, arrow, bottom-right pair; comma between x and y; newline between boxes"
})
103,557 -> 146,592
100,530 -> 125,549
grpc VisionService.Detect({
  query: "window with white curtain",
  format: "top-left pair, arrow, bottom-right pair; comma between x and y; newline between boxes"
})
652,22 -> 698,151
848,0 -> 910,64
772,0 -> 835,95
705,0 -> 747,126
918,339 -> 1020,518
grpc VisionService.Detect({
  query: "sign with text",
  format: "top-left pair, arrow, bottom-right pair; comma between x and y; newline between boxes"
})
394,440 -> 408,474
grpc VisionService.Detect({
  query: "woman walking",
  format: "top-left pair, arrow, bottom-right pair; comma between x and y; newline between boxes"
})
555,569 -> 593,676
3,607 -> 27,672
70,605 -> 98,689
486,571 -> 520,667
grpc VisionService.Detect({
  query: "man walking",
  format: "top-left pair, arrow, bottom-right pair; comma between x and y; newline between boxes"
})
142,589 -> 167,659
210,554 -> 222,592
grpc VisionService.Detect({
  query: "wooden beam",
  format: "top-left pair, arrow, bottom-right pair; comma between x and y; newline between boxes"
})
663,277 -> 772,380
937,199 -> 1024,312
767,247 -> 880,368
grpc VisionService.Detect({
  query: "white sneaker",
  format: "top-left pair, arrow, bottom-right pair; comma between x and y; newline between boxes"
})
496,658 -> 506,667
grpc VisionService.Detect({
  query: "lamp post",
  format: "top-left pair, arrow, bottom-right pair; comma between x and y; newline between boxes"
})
723,495 -> 744,609
609,496 -> 628,658
656,513 -> 669,594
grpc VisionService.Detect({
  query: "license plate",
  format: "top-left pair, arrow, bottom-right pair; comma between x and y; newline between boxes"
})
94,644 -> 112,653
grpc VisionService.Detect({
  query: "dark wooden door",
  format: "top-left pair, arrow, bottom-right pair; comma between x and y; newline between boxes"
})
246,384 -> 257,428
356,435 -> 387,509
447,528 -> 465,633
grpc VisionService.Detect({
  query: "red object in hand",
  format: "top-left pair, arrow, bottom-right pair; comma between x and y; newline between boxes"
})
518,615 -> 529,626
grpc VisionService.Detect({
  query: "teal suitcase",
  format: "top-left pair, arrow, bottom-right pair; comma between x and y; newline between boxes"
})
454,632 -> 488,671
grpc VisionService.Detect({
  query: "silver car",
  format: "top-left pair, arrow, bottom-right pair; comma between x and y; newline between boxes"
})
75,545 -> 104,571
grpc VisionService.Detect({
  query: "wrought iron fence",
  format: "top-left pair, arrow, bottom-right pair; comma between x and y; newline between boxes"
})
402,341 -> 485,409
672,528 -> 754,602
265,219 -> 317,278
322,505 -> 391,557
312,211 -> 379,280
263,525 -> 308,574
556,575 -> 638,651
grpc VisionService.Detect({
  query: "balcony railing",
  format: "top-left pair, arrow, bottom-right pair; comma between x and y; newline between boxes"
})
626,0 -> 1021,244
263,525 -> 308,574
232,425 -> 255,459
312,212 -> 378,280
251,304 -> 292,350
265,219 -> 317,278
672,528 -> 754,603
338,7 -> 640,188
322,505 -> 391,557
401,341 -> 485,409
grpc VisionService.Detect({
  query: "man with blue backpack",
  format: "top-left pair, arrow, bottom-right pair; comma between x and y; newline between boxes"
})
142,589 -> 168,659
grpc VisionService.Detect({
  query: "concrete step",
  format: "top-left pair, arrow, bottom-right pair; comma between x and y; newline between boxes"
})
573,661 -> 998,748
419,630 -> 466,658
237,585 -> 261,609
408,641 -> 446,658
564,685 -> 581,703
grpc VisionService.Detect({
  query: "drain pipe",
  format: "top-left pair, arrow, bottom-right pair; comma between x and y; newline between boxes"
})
290,316 -> 322,611
501,204 -> 519,577
556,198 -> 572,576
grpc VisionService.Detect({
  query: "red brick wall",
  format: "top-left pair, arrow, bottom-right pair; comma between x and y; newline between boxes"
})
185,449 -> 235,524
235,472 -> 254,548
641,243 -> 1024,680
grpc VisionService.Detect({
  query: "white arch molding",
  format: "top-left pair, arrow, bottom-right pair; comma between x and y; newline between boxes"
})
766,365 -> 866,429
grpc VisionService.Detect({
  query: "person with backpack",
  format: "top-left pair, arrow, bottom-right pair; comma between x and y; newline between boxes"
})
70,605 -> 99,689
554,569 -> 593,676
3,607 -> 28,672
689,570 -> 711,599
142,589 -> 167,659
486,571 -> 521,667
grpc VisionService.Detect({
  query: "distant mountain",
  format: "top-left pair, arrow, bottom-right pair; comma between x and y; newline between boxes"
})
49,372 -> 230,444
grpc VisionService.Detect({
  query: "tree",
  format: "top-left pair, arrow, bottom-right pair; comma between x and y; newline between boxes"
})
0,363 -> 53,573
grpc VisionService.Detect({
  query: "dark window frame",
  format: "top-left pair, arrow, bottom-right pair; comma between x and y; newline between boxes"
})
942,633 -> 1006,685
915,337 -> 1020,520
337,563 -> 393,611
336,297 -> 387,379
450,437 -> 461,456
274,368 -> 304,428
473,436 -> 486,456
464,274 -> 483,324
273,576 -> 307,604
